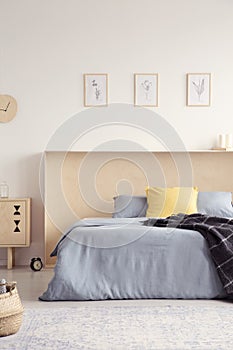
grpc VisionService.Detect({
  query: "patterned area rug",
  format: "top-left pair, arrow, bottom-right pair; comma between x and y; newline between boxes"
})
1,305 -> 233,349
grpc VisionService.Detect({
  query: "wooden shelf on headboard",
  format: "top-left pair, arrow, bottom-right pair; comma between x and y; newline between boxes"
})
44,151 -> 233,267
46,149 -> 233,153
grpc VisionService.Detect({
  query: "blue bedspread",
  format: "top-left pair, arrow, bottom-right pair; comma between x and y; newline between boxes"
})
40,218 -> 225,300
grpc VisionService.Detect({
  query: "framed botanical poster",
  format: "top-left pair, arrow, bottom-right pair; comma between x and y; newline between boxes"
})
134,73 -> 158,107
84,74 -> 108,107
186,73 -> 211,106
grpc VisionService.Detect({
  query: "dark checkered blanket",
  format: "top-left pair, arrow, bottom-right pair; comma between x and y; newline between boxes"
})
145,213 -> 233,295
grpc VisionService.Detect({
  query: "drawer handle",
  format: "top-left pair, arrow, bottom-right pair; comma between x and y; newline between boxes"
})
14,220 -> 20,232
14,205 -> 20,215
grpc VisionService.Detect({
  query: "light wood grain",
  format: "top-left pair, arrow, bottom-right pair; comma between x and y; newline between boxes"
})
0,198 -> 31,269
44,151 -> 233,267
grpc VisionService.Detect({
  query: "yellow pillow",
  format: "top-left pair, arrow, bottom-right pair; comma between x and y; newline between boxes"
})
145,187 -> 198,218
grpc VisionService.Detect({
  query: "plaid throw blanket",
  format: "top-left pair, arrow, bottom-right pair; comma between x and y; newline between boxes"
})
145,213 -> 233,295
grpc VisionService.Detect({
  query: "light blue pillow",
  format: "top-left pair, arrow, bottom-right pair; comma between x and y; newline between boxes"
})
112,195 -> 147,218
197,191 -> 233,218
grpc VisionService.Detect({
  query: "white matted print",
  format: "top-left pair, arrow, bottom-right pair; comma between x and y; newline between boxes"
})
134,74 -> 158,107
186,73 -> 211,106
84,74 -> 108,106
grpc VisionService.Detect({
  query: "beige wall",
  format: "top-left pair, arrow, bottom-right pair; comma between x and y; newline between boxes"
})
0,0 -> 233,265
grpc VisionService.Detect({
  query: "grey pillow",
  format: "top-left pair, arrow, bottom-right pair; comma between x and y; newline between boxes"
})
112,195 -> 147,218
197,191 -> 233,218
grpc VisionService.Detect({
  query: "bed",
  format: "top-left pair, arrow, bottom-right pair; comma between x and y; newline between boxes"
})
40,217 -> 226,301
41,151 -> 233,301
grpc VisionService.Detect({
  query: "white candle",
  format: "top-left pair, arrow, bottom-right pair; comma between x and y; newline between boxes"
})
218,134 -> 226,148
225,134 -> 232,148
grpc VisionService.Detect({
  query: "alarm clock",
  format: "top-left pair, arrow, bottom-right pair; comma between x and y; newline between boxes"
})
30,257 -> 43,271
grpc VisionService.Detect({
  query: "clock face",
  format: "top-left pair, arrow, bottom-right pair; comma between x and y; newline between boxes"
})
34,260 -> 42,270
0,95 -> 17,123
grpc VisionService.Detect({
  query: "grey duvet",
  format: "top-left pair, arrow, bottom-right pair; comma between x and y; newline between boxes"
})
39,218 -> 225,301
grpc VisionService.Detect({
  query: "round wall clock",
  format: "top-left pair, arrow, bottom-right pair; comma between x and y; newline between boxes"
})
0,95 -> 17,123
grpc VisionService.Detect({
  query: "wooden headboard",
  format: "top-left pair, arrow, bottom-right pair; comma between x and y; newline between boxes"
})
44,151 -> 233,267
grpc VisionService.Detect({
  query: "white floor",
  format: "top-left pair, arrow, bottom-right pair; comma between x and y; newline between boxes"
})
1,267 -> 231,309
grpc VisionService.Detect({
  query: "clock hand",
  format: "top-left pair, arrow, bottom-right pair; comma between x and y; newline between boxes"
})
0,101 -> 10,112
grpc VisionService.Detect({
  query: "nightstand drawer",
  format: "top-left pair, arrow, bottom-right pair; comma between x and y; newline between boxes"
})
0,199 -> 30,246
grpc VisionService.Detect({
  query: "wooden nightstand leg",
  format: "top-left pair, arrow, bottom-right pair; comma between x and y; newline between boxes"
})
7,247 -> 15,269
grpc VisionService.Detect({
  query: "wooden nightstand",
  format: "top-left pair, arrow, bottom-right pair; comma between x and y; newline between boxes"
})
0,198 -> 31,269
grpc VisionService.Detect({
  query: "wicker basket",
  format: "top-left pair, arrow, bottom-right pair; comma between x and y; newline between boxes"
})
0,282 -> 24,337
